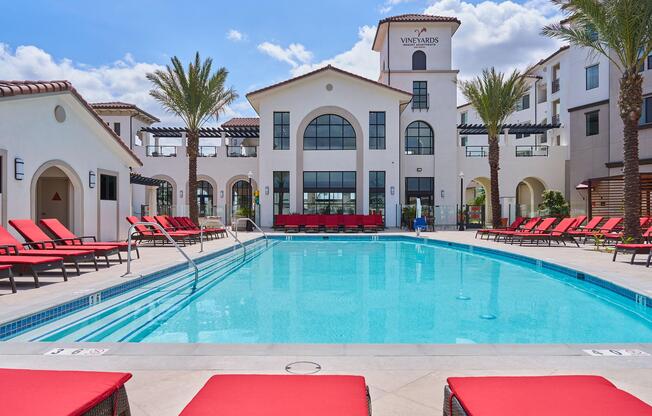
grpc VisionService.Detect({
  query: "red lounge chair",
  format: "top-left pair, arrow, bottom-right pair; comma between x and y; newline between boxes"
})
179,374 -> 370,416
502,217 -> 557,243
0,225 -> 97,275
126,216 -> 193,246
475,217 -> 526,239
284,214 -> 300,233
0,368 -> 132,416
567,215 -> 604,237
571,215 -> 587,229
39,218 -> 139,260
324,215 -> 340,232
484,217 -> 538,241
373,213 -> 384,230
612,236 -> 652,265
344,215 -> 361,233
509,217 -> 579,246
9,219 -> 120,267
0,255 -> 66,288
0,264 -> 16,293
362,215 -> 377,233
444,375 -> 652,416
274,214 -> 287,230
174,217 -> 226,238
304,214 -> 320,232
146,216 -> 199,238
578,217 -> 623,244
602,218 -> 651,244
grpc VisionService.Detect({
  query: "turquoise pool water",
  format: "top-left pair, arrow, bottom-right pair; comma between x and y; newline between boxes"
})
7,237 -> 652,344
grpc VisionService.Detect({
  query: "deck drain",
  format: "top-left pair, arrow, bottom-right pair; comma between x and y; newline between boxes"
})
285,361 -> 322,374
480,314 -> 496,320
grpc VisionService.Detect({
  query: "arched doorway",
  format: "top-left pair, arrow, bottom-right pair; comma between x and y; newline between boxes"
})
516,177 -> 546,217
232,180 -> 252,220
197,180 -> 214,217
35,166 -> 74,227
157,180 -> 174,216
465,177 -> 491,226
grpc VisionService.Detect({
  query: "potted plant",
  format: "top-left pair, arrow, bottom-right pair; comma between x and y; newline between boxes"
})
538,190 -> 570,218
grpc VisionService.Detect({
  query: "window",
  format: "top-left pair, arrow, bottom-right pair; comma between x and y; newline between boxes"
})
460,136 -> 468,147
273,112 -> 290,150
412,81 -> 428,109
405,121 -> 433,155
369,171 -> 385,219
100,174 -> 117,201
369,111 -> 386,149
641,97 -> 652,125
273,171 -> 290,215
460,111 -> 468,125
303,171 -> 356,214
303,114 -> 356,150
156,180 -> 173,215
585,110 -> 599,136
197,180 -> 213,217
648,55 -> 652,70
405,177 -> 434,214
412,50 -> 426,70
516,94 -> 530,111
113,122 -> 121,135
232,180 -> 252,216
586,64 -> 599,90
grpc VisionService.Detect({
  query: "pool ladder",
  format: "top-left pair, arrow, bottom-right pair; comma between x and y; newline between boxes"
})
233,217 -> 269,248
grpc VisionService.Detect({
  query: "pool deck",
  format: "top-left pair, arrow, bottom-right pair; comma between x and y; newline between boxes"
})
1,230 -> 651,415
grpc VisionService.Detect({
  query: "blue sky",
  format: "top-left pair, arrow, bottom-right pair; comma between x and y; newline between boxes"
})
1,0 -> 564,123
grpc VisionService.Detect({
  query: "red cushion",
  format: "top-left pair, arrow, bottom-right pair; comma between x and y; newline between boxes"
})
0,255 -> 63,264
616,244 -> 652,249
180,374 -> 369,416
448,375 -> 652,416
0,368 -> 131,416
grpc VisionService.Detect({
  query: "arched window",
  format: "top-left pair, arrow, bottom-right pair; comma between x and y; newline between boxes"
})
232,180 -> 252,218
412,50 -> 426,70
197,180 -> 214,217
304,114 -> 356,150
405,121 -> 434,155
156,180 -> 174,215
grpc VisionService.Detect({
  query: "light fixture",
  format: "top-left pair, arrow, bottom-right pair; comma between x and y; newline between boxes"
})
390,186 -> 395,196
89,171 -> 96,188
180,190 -> 184,198
265,186 -> 270,195
441,190 -> 445,198
247,170 -> 253,180
220,190 -> 224,198
416,167 -> 423,172
14,157 -> 24,180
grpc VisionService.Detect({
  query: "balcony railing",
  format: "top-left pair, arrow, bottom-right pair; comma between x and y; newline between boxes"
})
412,94 -> 429,110
515,145 -> 549,157
199,146 -> 218,157
465,146 -> 488,157
551,78 -> 560,94
226,145 -> 257,157
146,145 -> 177,157
552,114 -> 560,125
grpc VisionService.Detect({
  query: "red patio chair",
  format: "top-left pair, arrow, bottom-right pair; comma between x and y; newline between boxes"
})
177,217 -> 226,238
362,215 -> 377,233
567,216 -> 603,236
444,375 -> 652,416
274,214 -> 287,230
0,255 -> 66,288
9,219 -> 120,267
146,216 -> 199,239
509,217 -> 579,246
602,217 -> 650,244
577,217 -> 622,244
40,218 -> 139,259
475,217 -> 525,239
571,215 -> 587,229
284,214 -> 300,233
501,217 -> 557,243
344,215 -> 361,233
126,216 -> 194,246
486,217 -> 540,242
324,215 -> 340,232
179,374 -> 370,416
0,368 -> 132,416
304,215 -> 320,233
373,213 -> 384,229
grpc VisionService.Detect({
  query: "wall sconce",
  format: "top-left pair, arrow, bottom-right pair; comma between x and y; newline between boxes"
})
265,186 -> 270,195
220,190 -> 224,199
180,190 -> 184,198
441,190 -> 445,198
416,167 -> 423,172
89,171 -> 96,188
14,157 -> 24,180
390,186 -> 395,196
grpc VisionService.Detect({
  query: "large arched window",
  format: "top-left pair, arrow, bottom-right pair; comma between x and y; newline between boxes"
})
232,180 -> 252,218
197,180 -> 214,217
303,114 -> 356,150
412,50 -> 426,70
157,180 -> 174,215
405,121 -> 434,155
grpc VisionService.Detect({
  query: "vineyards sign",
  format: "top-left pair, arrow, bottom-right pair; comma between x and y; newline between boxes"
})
401,28 -> 439,48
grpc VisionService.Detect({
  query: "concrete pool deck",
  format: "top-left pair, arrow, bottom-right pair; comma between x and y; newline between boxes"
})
0,230 -> 651,415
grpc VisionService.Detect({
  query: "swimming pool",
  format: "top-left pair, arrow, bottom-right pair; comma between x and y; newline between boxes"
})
3,236 -> 652,344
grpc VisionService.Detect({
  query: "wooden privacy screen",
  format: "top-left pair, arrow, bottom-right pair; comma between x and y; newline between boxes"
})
588,173 -> 652,217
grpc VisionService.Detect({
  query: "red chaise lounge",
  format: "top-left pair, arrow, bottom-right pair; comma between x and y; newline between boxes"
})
126,216 -> 194,246
508,217 -> 579,247
179,374 -> 370,416
0,368 -> 132,416
0,264 -> 15,293
475,217 -> 525,239
444,375 -> 652,416
0,254 -> 66,288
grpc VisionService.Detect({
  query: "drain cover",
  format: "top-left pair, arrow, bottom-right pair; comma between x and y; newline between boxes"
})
480,314 -> 497,320
285,361 -> 322,374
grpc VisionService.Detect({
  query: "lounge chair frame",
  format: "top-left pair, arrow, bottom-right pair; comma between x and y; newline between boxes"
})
0,265 -> 16,293
0,250 -> 68,288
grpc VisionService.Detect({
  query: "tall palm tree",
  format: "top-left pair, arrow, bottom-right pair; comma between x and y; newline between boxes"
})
460,68 -> 529,228
543,0 -> 652,241
147,52 -> 237,224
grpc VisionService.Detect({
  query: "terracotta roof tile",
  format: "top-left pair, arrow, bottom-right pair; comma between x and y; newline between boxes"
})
379,13 -> 461,25
92,101 -> 161,123
0,80 -> 142,166
221,117 -> 260,127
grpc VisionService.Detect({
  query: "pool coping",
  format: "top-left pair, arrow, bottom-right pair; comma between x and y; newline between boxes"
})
1,234 -> 651,342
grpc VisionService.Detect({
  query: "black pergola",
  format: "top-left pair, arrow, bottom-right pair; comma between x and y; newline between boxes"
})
457,122 -> 561,135
130,173 -> 167,187
141,126 -> 259,138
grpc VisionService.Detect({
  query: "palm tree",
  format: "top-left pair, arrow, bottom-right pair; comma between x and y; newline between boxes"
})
147,52 -> 237,224
460,68 -> 529,228
543,0 -> 652,241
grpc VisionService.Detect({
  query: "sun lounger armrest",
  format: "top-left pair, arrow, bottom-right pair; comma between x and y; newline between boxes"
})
51,237 -> 82,245
23,240 -> 57,249
0,244 -> 19,255
78,235 -> 98,242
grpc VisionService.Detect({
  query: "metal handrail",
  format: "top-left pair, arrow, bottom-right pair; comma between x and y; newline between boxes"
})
234,217 -> 269,248
123,222 -> 200,291
214,219 -> 247,260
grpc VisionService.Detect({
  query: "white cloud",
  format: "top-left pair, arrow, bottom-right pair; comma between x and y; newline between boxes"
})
257,42 -> 313,68
226,29 -> 245,42
379,0 -> 414,14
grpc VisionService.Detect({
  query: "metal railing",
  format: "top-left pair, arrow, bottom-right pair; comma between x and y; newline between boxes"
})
551,114 -> 560,125
123,222 -> 199,290
552,78 -> 560,94
226,145 -> 257,157
146,145 -> 177,157
515,145 -> 549,157
234,217 -> 268,248
465,146 -> 488,157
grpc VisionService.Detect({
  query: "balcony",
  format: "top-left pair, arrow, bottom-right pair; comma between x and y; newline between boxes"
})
551,78 -> 560,94
552,114 -> 560,125
515,145 -> 549,157
199,146 -> 218,157
412,94 -> 429,110
465,146 -> 488,157
146,145 -> 177,157
226,145 -> 257,157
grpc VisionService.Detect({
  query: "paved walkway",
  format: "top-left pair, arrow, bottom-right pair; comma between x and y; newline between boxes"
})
1,230 -> 651,415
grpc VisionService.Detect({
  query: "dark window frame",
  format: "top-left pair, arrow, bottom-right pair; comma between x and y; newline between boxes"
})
412,50 -> 426,70
641,96 -> 652,125
273,111 -> 290,150
273,171 -> 290,215
156,180 -> 174,215
405,177 -> 434,210
303,114 -> 356,150
303,171 -> 356,214
404,121 -> 434,155
196,180 -> 213,217
369,111 -> 386,150
369,171 -> 386,219
412,81 -> 428,110
585,64 -> 599,90
585,110 -> 600,136
99,174 -> 117,201
113,122 -> 121,136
